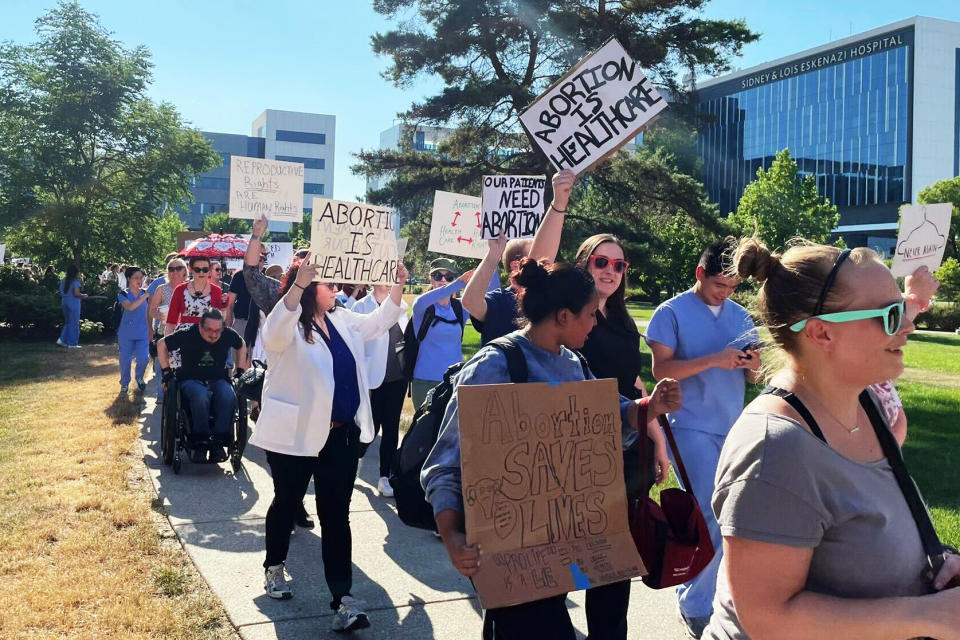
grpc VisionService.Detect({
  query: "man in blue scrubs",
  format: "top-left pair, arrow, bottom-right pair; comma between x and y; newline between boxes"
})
646,237 -> 761,639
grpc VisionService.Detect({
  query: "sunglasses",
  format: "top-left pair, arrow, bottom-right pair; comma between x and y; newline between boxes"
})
588,255 -> 630,274
789,300 -> 904,336
431,272 -> 456,282
192,266 -> 209,274
168,266 -> 185,272
212,267 -> 221,273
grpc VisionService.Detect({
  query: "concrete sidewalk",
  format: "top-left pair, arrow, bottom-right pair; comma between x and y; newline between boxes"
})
138,397 -> 689,640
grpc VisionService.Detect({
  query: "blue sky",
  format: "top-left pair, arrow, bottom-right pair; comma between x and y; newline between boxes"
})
1,1 -> 959,200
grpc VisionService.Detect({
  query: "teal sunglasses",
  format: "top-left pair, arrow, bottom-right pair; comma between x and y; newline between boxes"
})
789,299 -> 904,335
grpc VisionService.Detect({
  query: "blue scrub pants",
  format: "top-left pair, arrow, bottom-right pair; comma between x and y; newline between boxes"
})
60,303 -> 80,346
180,379 -> 236,441
668,427 -> 727,619
118,336 -> 149,387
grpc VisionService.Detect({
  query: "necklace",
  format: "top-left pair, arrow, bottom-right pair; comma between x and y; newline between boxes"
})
803,390 -> 861,434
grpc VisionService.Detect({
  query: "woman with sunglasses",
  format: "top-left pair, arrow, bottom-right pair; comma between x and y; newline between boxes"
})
572,234 -> 672,640
149,258 -> 188,398
702,238 -> 960,640
164,256 -> 226,337
250,253 -> 407,633
408,258 -> 474,408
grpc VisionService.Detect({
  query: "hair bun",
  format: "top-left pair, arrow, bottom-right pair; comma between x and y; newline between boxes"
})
512,257 -> 549,289
735,238 -> 780,282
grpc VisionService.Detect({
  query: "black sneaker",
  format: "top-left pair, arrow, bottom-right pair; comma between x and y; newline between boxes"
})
295,508 -> 314,529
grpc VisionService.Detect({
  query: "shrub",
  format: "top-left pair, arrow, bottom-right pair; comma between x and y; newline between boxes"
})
914,303 -> 960,332
0,266 -> 62,334
79,319 -> 104,341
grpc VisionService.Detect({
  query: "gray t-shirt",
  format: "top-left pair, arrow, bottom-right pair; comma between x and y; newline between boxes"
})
704,409 -> 930,640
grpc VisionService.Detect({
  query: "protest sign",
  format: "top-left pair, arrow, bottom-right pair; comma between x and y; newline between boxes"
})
892,203 -> 952,277
0,244 -> 5,263
519,38 -> 667,176
229,157 -> 305,222
241,236 -> 295,269
428,191 -> 487,259
481,175 -> 546,240
458,377 -> 645,609
309,198 -> 400,285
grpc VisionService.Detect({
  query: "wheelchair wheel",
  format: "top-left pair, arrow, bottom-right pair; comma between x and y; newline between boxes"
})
172,451 -> 182,474
161,389 -> 177,466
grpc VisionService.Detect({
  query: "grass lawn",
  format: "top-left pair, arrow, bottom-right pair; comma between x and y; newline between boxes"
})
0,342 -> 236,639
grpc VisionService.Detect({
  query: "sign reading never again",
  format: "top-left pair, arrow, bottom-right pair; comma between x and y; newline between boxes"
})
229,156 -> 305,222
458,378 -> 645,609
519,38 -> 667,175
481,175 -> 546,240
309,197 -> 400,285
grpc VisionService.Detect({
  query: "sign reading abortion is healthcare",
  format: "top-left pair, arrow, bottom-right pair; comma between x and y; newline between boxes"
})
519,38 -> 667,176
481,175 -> 546,240
309,197 -> 400,285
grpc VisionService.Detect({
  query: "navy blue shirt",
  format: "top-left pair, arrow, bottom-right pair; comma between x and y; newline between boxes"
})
314,319 -> 361,424
229,272 -> 252,320
470,286 -> 520,345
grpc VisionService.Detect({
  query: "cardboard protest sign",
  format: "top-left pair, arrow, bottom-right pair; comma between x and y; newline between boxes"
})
428,191 -> 487,259
458,378 -> 645,609
309,198 -> 400,285
481,175 -> 546,240
892,203 -> 953,277
229,157 -> 305,222
519,38 -> 667,176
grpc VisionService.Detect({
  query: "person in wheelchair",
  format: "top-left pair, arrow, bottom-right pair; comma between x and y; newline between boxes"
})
157,309 -> 246,463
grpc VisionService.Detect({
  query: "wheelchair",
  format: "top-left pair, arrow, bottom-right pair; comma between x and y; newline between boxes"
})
160,374 -> 248,474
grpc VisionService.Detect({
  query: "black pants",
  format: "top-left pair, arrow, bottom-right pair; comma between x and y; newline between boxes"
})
360,377 -> 407,477
483,594 -> 576,640
264,424 -> 360,610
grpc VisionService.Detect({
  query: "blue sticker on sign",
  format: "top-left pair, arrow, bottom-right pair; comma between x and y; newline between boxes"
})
569,563 -> 591,590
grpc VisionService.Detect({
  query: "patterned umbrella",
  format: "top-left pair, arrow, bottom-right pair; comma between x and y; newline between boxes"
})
180,233 -> 249,258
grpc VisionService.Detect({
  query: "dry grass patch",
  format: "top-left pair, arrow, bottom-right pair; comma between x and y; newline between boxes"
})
0,342 -> 238,639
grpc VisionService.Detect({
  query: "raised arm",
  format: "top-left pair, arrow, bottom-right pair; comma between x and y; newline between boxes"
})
527,169 -> 575,263
462,235 -> 508,322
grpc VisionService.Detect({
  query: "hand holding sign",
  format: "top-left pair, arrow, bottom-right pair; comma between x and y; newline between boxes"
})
295,252 -> 319,287
892,203 -> 952,277
551,169 -> 576,212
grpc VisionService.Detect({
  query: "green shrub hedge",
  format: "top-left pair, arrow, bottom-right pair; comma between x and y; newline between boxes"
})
0,266 -> 119,337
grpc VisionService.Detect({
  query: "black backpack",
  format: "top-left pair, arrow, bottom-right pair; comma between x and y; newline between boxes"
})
397,298 -> 464,382
390,336 -> 591,531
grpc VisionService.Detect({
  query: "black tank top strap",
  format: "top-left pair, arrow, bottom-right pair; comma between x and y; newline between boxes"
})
761,386 -> 828,444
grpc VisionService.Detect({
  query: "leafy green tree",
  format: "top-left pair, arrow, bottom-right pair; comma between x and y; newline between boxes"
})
354,0 -> 758,270
917,176 -> 960,261
200,212 -> 251,235
0,2 -> 219,271
732,149 -> 840,251
288,212 -> 312,250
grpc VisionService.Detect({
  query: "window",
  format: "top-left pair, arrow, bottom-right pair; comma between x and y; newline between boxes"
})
275,155 -> 325,170
219,152 -> 231,166
304,183 -> 325,195
195,177 -> 230,190
276,130 -> 326,144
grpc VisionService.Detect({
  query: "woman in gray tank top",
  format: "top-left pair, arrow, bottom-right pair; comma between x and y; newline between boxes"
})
701,238 -> 960,640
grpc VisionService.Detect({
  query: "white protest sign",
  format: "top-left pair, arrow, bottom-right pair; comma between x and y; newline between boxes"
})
229,157 -> 305,222
428,191 -> 486,259
0,244 -> 5,263
481,176 -> 546,240
892,203 -> 953,277
309,197 -> 400,285
263,242 -> 294,269
519,38 -> 667,176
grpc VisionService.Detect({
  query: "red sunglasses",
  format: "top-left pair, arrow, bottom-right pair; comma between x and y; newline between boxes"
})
588,255 -> 630,273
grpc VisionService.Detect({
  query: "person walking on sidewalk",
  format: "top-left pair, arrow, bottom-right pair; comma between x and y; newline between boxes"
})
645,237 -> 761,638
250,254 -> 407,633
116,266 -> 151,393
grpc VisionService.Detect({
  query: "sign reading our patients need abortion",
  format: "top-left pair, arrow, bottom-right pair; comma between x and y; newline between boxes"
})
458,378 -> 645,609
428,191 -> 487,259
891,203 -> 953,277
309,198 -> 400,285
519,38 -> 667,175
229,157 -> 305,222
481,175 -> 546,240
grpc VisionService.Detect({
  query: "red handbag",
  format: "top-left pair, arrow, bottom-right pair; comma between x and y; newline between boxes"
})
629,414 -> 715,589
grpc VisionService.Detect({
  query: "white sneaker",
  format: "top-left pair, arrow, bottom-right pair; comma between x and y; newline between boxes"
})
331,595 -> 370,632
264,563 -> 292,600
56,338 -> 67,347
377,476 -> 394,497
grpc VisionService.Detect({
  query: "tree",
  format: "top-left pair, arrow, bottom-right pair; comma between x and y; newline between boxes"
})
917,176 -> 960,261
0,2 -> 219,271
732,149 -> 840,251
354,0 -> 758,269
201,212 -> 251,235
934,257 -> 960,303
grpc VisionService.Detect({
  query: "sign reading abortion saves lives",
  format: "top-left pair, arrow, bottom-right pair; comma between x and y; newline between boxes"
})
309,198 -> 400,285
481,175 -> 546,240
229,157 -> 305,222
458,378 -> 645,609
519,38 -> 667,175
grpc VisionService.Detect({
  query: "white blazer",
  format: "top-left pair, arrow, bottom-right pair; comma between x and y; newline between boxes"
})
350,293 -> 409,389
249,296 -> 404,456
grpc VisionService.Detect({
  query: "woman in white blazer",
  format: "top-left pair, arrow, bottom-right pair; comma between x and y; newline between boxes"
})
351,285 -> 409,498
250,253 -> 407,634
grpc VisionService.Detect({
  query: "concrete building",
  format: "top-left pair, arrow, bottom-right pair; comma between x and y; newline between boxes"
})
366,123 -> 452,194
183,109 -> 335,230
694,16 -> 960,252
